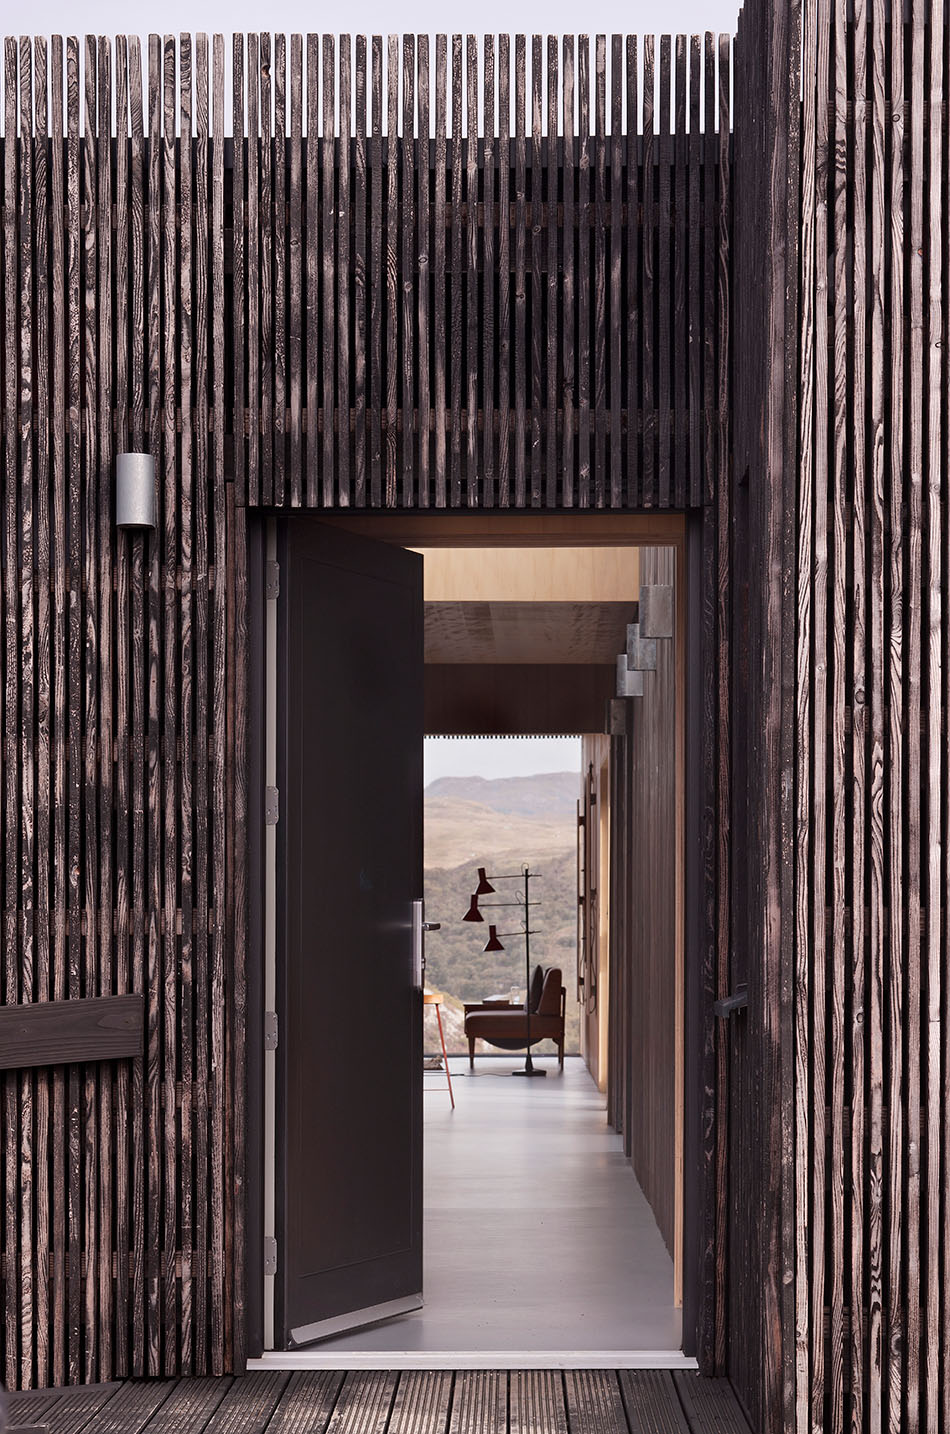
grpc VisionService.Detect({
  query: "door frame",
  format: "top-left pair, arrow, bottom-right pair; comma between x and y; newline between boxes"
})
244,507 -> 707,1358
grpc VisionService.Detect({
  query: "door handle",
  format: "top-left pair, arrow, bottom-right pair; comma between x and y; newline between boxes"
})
422,921 -> 441,931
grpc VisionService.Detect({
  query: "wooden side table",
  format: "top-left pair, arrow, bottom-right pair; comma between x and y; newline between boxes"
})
423,989 -> 455,1109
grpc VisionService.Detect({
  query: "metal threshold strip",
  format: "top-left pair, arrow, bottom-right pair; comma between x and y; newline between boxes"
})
247,1350 -> 698,1372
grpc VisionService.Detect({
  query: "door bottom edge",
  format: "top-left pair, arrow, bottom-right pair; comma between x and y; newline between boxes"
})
288,1293 -> 424,1348
249,1350 -> 696,1371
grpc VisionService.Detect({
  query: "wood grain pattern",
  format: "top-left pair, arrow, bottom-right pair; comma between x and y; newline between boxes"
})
0,26 -> 751,1400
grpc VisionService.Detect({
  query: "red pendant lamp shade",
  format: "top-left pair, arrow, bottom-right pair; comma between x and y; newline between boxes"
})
484,925 -> 505,952
475,867 -> 496,896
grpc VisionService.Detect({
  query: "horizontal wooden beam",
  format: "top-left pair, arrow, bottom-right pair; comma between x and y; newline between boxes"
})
0,996 -> 144,1071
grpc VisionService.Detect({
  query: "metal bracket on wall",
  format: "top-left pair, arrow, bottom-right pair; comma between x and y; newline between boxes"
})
263,1236 -> 278,1277
265,786 -> 279,826
265,560 -> 280,600
713,986 -> 749,1019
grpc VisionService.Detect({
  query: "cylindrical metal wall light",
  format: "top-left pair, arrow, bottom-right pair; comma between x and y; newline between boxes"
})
115,452 -> 157,530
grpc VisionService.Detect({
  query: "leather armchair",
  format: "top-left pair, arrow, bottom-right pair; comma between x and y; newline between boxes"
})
463,965 -> 566,1071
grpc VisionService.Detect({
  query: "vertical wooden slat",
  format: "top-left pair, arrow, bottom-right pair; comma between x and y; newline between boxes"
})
416,36 -> 430,509
904,9 -> 926,1424
353,35 -> 367,508
641,35 -> 655,506
433,35 -> 447,509
338,35 -> 351,507
177,32 -> 195,1378
145,31 -> 163,1379
624,35 -> 637,508
128,37 -> 149,1370
160,32 -> 179,1377
232,36 -> 246,506
48,32 -> 68,1387
481,35 -> 495,507
32,36 -> 51,1388
687,37 -> 700,509
16,35 -> 36,1390
546,35 -> 558,508
657,36 -> 671,509
929,2 -> 950,1422
247,35 -> 261,507
466,35 -> 479,507
114,33 -> 131,1380
592,34 -> 606,510
576,35 -> 589,507
305,34 -> 319,506
529,34 -> 543,507
31,36 -> 51,1391
672,36 -> 686,509
369,35 -> 383,507
386,34 -> 399,506
702,34 -> 714,509
449,34 -> 462,506
289,35 -> 303,507
96,39 -> 115,1380
193,29 -> 211,1378
259,32 -> 273,507
210,29 -> 228,1374
65,32 -> 83,1381
795,1 -> 817,1421
402,34 -> 415,507
560,35 -> 574,510
81,35 -> 100,1381
715,28 -> 730,1385
608,36 -> 621,510
289,36 -> 305,507
274,33 -> 287,508
513,33 -> 526,508
497,34 -> 510,507
849,0 -> 872,1422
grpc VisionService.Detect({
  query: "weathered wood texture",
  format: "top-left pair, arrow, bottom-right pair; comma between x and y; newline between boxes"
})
229,33 -> 731,512
4,1372 -> 752,1434
786,1 -> 950,1433
0,30 -> 733,1391
0,36 -> 233,1389
729,0 -> 800,1429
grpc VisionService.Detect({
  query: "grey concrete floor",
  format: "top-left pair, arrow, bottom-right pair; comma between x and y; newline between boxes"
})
311,1055 -> 682,1358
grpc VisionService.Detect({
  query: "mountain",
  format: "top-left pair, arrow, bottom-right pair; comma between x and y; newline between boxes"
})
424,771 -> 579,871
422,771 -> 581,1054
424,771 -> 580,818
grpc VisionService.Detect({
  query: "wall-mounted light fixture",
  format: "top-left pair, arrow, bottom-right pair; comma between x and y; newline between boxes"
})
115,452 -> 157,530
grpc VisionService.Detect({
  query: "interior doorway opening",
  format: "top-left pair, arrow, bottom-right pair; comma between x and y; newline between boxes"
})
248,512 -> 697,1369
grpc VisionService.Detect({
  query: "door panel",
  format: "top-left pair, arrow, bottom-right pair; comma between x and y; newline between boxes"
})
276,519 -> 423,1347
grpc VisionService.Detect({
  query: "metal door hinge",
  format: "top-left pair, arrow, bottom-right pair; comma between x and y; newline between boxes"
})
265,786 -> 279,826
264,1235 -> 278,1276
264,1010 -> 278,1051
265,561 -> 280,600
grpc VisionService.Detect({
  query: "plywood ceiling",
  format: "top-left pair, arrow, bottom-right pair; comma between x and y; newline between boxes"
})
424,601 -> 636,664
413,546 -> 640,602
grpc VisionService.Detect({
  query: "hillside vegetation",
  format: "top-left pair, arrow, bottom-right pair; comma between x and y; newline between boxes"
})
422,771 -> 581,1054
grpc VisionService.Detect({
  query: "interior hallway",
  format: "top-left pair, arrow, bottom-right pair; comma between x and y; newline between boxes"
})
293,1055 -> 683,1363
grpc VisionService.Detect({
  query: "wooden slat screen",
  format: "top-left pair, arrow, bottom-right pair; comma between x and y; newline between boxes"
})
791,1 -> 950,1432
230,32 -> 732,511
0,35 -> 234,1388
0,28 -> 732,1392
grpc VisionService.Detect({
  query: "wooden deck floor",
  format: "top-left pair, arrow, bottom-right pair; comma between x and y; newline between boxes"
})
8,1371 -> 752,1434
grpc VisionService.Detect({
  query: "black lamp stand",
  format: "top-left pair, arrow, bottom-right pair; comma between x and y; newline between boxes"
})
511,867 -> 545,1077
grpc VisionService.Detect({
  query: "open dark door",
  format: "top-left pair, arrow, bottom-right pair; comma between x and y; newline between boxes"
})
276,518 -> 423,1347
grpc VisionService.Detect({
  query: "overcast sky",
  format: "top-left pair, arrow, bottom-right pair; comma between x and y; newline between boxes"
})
21,0 -> 742,46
